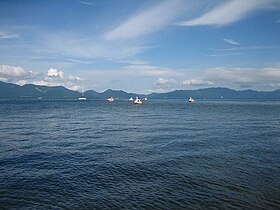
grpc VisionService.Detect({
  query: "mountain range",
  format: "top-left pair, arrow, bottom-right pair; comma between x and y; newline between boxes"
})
1,81 -> 280,99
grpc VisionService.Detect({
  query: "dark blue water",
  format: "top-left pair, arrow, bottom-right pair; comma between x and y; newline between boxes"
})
0,99 -> 280,209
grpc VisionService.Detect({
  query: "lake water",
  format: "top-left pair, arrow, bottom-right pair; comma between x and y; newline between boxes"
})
0,99 -> 280,209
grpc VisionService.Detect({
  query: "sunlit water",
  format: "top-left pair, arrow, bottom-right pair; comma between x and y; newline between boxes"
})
0,99 -> 280,209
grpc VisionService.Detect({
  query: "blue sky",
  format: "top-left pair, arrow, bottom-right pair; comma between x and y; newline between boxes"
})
0,0 -> 280,93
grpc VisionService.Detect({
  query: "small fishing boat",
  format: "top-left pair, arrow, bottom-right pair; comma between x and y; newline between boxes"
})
78,96 -> 86,100
129,97 -> 134,102
134,97 -> 142,105
188,97 -> 194,103
107,97 -> 114,102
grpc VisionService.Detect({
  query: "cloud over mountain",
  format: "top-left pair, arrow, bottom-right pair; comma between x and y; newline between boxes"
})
205,67 -> 280,89
0,64 -> 83,91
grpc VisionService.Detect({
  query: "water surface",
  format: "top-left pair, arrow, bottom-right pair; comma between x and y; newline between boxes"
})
0,99 -> 280,209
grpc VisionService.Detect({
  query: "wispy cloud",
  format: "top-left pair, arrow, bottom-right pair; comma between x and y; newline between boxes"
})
124,64 -> 182,77
0,32 -> 19,39
214,45 -> 280,52
223,38 -> 240,45
104,0 -> 184,40
77,1 -> 95,6
207,53 -> 243,57
37,31 -> 151,62
276,19 -> 280,23
30,56 -> 91,64
178,0 -> 277,26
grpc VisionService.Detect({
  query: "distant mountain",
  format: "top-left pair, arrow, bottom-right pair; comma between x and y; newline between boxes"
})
0,81 -> 280,99
147,87 -> 280,99
0,81 -> 80,99
84,89 -> 141,99
83,90 -> 100,98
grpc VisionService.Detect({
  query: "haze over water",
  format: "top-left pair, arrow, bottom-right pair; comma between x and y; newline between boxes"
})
1,99 -> 280,209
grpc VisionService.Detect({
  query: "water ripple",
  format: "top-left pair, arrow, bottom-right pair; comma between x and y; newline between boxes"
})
0,100 -> 280,209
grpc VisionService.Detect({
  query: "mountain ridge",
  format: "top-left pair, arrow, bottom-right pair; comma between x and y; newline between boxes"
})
0,81 -> 280,99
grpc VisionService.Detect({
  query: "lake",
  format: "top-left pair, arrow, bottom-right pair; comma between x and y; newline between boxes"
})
0,99 -> 280,209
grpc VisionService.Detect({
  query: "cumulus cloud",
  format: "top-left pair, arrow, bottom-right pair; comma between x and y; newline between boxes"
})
47,68 -> 64,78
33,68 -> 84,90
0,64 -> 37,83
178,0 -> 277,26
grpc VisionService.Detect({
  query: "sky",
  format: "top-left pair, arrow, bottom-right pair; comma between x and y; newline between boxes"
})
0,0 -> 280,93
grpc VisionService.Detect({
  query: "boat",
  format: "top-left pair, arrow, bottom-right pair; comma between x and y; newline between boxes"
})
134,97 -> 142,105
107,97 -> 114,102
143,97 -> 148,101
78,85 -> 86,100
188,97 -> 194,103
78,96 -> 86,100
129,97 -> 134,102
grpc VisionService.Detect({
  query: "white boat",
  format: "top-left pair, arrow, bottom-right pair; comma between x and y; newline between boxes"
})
134,97 -> 142,105
78,85 -> 86,100
188,97 -> 194,103
129,97 -> 134,102
143,97 -> 148,101
78,96 -> 86,100
107,97 -> 114,102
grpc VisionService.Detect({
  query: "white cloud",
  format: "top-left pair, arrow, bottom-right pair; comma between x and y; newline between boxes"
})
81,64 -> 185,93
0,64 -> 36,82
178,0 -> 277,26
68,75 -> 82,81
104,0 -> 184,40
205,66 -> 280,89
0,64 -> 83,91
78,1 -> 95,6
16,80 -> 28,86
154,78 -> 178,88
182,79 -> 214,86
223,38 -> 240,45
207,52 -> 243,57
0,32 -> 19,39
32,80 -> 51,86
213,45 -> 280,52
47,68 -> 64,78
276,20 -> 280,23
40,31 -> 150,61
153,77 -> 214,92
